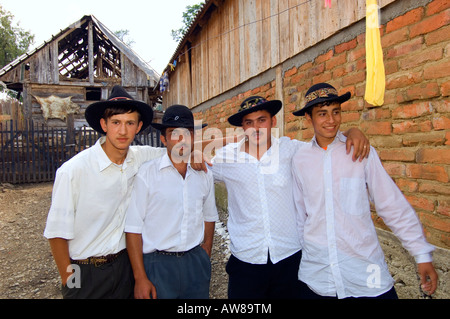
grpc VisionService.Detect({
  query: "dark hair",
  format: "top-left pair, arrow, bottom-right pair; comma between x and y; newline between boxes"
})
103,105 -> 142,122
305,101 -> 338,117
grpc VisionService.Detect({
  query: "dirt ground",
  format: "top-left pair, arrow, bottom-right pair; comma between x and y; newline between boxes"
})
0,182 -> 447,299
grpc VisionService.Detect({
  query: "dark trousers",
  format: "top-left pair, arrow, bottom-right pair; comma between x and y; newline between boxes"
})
143,245 -> 212,299
61,250 -> 134,299
297,280 -> 399,299
226,250 -> 302,299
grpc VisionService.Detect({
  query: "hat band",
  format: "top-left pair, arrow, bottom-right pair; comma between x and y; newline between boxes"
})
239,97 -> 268,112
109,97 -> 133,101
305,88 -> 338,103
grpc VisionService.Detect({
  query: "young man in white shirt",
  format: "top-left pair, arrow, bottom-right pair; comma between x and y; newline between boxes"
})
43,86 -> 167,299
291,82 -> 438,299
211,96 -> 371,299
125,105 -> 219,299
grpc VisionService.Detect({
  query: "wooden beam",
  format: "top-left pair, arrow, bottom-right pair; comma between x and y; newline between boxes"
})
88,20 -> 94,84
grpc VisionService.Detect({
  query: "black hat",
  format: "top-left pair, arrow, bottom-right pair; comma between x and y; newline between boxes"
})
293,83 -> 351,116
228,96 -> 282,127
151,104 -> 207,131
85,85 -> 153,134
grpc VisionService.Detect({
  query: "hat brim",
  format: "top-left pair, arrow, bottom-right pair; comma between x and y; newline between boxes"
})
293,92 -> 351,116
228,100 -> 282,127
85,99 -> 153,134
151,123 -> 208,131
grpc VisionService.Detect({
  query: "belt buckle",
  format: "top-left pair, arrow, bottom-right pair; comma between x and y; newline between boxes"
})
93,257 -> 108,267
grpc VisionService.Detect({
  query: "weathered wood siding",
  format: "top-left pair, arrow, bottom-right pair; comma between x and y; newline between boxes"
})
163,0 -> 396,108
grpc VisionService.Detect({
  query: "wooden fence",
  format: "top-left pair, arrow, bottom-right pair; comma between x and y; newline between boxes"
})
0,120 -> 162,184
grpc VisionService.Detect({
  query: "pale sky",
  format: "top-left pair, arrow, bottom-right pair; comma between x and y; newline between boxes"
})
1,0 -> 202,75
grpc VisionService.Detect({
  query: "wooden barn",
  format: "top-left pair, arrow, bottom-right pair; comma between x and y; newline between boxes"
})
0,15 -> 161,129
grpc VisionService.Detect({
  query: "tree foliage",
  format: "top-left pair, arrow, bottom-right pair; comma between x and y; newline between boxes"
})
171,2 -> 204,42
0,5 -> 35,68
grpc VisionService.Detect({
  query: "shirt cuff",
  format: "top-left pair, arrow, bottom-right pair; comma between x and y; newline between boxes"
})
415,253 -> 433,264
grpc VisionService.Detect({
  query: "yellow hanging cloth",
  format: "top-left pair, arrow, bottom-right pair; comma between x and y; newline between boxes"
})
364,0 -> 385,106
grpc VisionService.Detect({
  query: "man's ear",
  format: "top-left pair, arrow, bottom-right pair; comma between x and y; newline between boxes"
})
100,118 -> 107,133
271,115 -> 277,128
160,134 -> 167,147
136,121 -> 143,134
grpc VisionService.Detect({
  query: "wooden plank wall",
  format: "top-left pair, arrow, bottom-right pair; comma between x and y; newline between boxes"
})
163,0 -> 396,108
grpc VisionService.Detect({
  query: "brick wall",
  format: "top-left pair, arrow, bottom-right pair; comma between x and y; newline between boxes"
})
194,0 -> 450,249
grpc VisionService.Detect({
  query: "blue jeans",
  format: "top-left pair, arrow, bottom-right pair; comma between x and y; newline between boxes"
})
143,245 -> 211,299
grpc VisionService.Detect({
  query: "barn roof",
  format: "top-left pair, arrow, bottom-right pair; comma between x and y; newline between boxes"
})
0,15 -> 159,87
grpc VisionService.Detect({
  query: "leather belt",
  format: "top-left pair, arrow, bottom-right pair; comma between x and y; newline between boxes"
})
155,245 -> 199,257
71,249 -> 125,267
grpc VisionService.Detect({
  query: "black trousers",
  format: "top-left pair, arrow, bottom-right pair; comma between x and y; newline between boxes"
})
61,250 -> 134,299
297,280 -> 399,299
226,250 -> 302,299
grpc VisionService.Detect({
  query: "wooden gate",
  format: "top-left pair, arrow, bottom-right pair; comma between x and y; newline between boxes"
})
0,120 -> 162,184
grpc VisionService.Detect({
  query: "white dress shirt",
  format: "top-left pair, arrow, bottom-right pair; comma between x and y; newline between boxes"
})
211,136 -> 305,264
292,131 -> 435,298
44,137 -> 165,260
125,154 -> 219,253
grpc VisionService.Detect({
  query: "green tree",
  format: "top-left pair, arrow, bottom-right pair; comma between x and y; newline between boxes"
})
0,5 -> 35,68
171,2 -> 204,42
114,29 -> 135,47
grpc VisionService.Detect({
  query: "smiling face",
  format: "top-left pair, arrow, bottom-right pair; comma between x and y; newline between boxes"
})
305,102 -> 342,148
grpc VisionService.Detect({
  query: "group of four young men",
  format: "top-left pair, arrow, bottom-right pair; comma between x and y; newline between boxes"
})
44,83 -> 438,299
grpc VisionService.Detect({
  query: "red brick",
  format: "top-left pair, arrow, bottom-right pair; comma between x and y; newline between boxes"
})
432,115 -> 450,130
398,47 -> 443,70
397,83 -> 440,103
362,108 -> 391,120
386,7 -> 424,33
341,71 -> 365,86
427,0 -> 450,16
382,162 -> 405,176
405,195 -> 435,212
416,148 -> 450,164
406,164 -> 449,182
446,132 -> 450,145
284,66 -> 298,78
379,148 -> 416,162
441,81 -> 450,97
392,120 -> 432,134
419,212 -> 450,233
361,121 -> 392,135
402,132 -> 447,146
410,9 -> 450,38
386,72 -> 422,90
381,27 -> 409,48
348,46 -> 366,62
425,24 -> 450,45
341,99 -> 363,112
341,112 -> 360,123
386,37 -> 423,59
315,50 -> 333,64
437,199 -> 450,217
424,60 -> 450,80
419,181 -> 450,196
335,39 -> 357,54
395,178 -> 419,192
392,102 -> 433,119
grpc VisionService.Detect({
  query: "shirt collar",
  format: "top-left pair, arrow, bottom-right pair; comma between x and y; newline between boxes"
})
237,136 -> 280,161
311,131 -> 346,150
158,153 -> 194,174
95,136 -> 134,172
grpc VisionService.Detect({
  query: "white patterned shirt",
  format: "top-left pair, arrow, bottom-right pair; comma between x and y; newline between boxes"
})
292,132 -> 434,298
44,137 -> 165,260
211,136 -> 305,264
